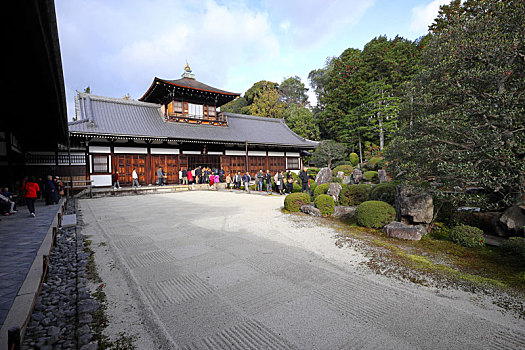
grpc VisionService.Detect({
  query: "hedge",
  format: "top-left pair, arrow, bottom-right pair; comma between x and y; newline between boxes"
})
314,194 -> 335,216
363,171 -> 379,183
368,183 -> 396,205
500,237 -> 525,258
313,183 -> 330,199
338,184 -> 371,206
354,201 -> 396,229
284,193 -> 311,212
349,153 -> 359,166
449,225 -> 486,248
333,165 -> 354,176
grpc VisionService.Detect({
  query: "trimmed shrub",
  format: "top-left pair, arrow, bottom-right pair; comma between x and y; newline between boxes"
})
500,237 -> 525,258
354,201 -> 396,229
332,176 -> 343,184
363,171 -> 379,183
366,157 -> 386,170
314,194 -> 335,216
284,193 -> 311,212
349,152 -> 359,166
333,165 -> 354,176
449,225 -> 486,248
369,183 -> 396,205
292,183 -> 302,193
308,167 -> 320,179
339,184 -> 371,206
309,181 -> 317,197
313,183 -> 330,198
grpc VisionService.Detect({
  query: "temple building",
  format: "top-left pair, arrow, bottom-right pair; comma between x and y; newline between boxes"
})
68,64 -> 317,187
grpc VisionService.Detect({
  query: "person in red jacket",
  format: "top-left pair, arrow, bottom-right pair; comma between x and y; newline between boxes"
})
25,176 -> 40,217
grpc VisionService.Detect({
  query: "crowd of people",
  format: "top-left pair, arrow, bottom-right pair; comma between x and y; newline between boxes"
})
0,175 -> 64,218
112,165 -> 312,196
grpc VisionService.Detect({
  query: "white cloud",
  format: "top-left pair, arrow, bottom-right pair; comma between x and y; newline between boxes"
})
410,0 -> 451,32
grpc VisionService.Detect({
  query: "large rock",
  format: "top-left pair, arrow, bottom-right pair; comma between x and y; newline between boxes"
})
327,183 -> 342,202
342,175 -> 352,185
333,206 -> 356,218
336,171 -> 345,180
378,169 -> 388,183
395,185 -> 434,225
300,205 -> 322,217
499,205 -> 525,237
315,167 -> 332,185
383,221 -> 424,241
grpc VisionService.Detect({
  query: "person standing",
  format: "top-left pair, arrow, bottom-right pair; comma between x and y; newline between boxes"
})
44,175 -> 57,204
112,171 -> 121,189
233,171 -> 241,189
256,170 -> 264,191
299,167 -> 309,193
182,168 -> 188,185
25,176 -> 39,217
219,168 -> 225,182
187,168 -> 194,184
226,173 -> 232,189
132,168 -> 140,188
264,169 -> 272,193
214,174 -> 220,190
195,166 -> 202,184
156,166 -> 163,186
242,172 -> 251,192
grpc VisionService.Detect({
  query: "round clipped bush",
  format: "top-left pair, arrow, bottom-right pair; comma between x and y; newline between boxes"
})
338,184 -> 371,206
500,237 -> 525,258
449,225 -> 486,248
349,152 -> 359,166
333,165 -> 354,176
292,183 -> 302,193
363,171 -> 379,183
368,183 -> 396,205
284,193 -> 311,212
309,181 -> 317,195
366,157 -> 386,170
332,176 -> 343,184
354,201 -> 396,228
313,183 -> 330,198
314,194 -> 335,216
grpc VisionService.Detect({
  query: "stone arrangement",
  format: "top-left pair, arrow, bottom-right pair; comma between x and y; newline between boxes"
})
21,200 -> 98,350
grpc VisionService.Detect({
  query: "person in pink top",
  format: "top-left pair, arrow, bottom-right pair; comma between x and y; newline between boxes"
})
214,174 -> 220,190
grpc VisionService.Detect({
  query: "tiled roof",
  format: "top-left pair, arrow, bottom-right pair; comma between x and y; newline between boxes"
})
69,92 -> 318,148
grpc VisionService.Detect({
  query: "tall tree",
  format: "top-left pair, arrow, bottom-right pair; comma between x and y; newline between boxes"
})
283,104 -> 320,140
248,81 -> 285,119
386,0 -> 525,207
279,76 -> 309,107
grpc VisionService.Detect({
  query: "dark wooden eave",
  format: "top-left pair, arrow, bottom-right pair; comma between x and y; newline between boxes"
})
139,77 -> 240,107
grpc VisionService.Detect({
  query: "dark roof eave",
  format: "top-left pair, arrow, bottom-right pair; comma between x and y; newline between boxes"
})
70,131 -> 316,149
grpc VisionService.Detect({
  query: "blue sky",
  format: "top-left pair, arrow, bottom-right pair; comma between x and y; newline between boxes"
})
55,0 -> 450,120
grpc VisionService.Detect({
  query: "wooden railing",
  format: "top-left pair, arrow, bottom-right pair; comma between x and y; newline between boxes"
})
63,180 -> 94,198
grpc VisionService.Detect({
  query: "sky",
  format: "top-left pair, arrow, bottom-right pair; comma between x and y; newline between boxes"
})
55,0 -> 451,120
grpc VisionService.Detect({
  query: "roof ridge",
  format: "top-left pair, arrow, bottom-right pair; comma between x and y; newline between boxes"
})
223,112 -> 283,123
77,92 -> 160,108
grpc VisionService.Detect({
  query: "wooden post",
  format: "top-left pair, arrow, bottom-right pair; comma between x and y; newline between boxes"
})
8,326 -> 21,350
245,141 -> 248,173
42,255 -> 48,282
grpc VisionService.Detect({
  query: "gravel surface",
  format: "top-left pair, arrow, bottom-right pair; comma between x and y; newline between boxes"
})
80,191 -> 525,349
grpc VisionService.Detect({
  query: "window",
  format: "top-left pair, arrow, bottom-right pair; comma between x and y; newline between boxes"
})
173,101 -> 182,113
92,155 -> 109,173
287,157 -> 300,170
188,103 -> 203,119
208,106 -> 216,116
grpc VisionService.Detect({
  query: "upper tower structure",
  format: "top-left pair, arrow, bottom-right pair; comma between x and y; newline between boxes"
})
139,64 -> 240,126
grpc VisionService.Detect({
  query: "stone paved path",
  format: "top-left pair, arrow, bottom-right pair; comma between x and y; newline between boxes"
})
0,201 -> 62,327
81,191 -> 525,350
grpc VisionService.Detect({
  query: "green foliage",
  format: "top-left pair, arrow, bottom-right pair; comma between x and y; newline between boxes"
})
284,104 -> 320,140
313,183 -> 330,199
249,81 -> 286,119
314,194 -> 335,216
366,157 -> 386,170
332,176 -> 342,184
279,76 -> 309,107
311,140 -> 347,168
307,167 -> 320,179
354,200 -> 396,228
309,181 -> 317,196
449,225 -> 486,248
332,165 -> 353,175
284,193 -> 311,212
349,152 -> 359,166
292,183 -> 302,193
338,184 -> 371,206
500,237 -> 525,258
386,0 -> 525,207
368,183 -> 396,205
362,171 -> 379,183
